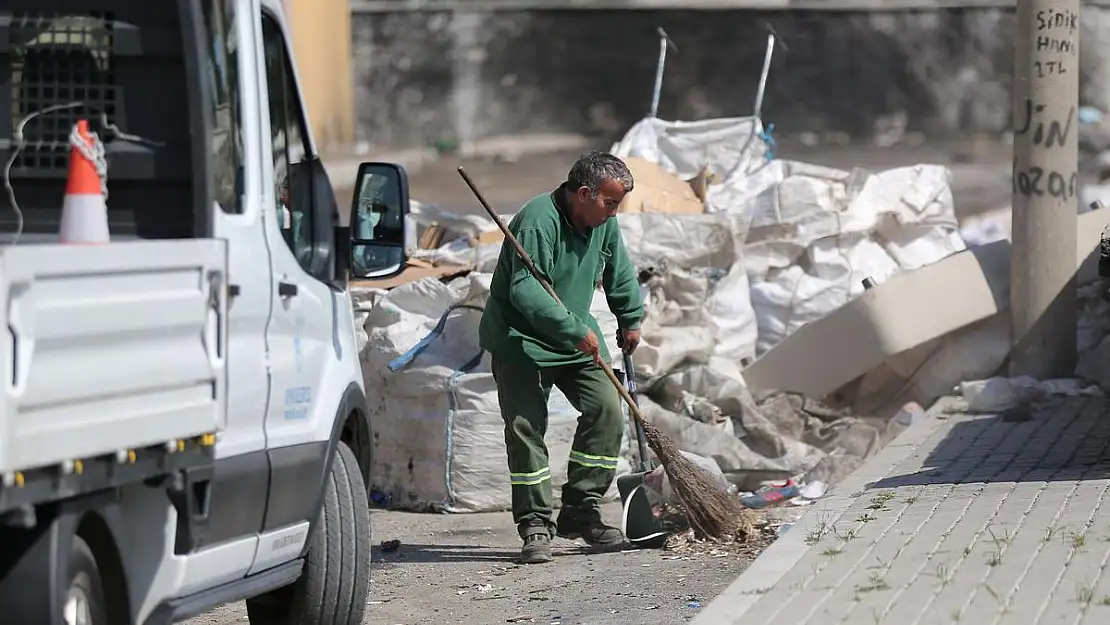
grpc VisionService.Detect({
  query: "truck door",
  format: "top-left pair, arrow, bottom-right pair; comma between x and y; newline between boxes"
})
197,0 -> 272,557
254,7 -> 334,553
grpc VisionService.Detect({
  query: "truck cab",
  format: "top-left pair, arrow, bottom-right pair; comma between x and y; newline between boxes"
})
0,0 -> 405,623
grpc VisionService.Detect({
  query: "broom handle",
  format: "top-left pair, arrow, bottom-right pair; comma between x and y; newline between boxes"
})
457,165 -> 649,428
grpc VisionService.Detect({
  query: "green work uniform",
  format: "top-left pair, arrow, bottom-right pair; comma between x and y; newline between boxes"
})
479,183 -> 643,534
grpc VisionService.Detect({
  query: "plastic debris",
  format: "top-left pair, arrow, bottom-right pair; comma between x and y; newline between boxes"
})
893,402 -> 925,427
369,489 -> 392,506
1080,106 -> 1103,125
379,539 -> 401,553
798,480 -> 828,500
960,376 -> 1101,412
740,484 -> 799,509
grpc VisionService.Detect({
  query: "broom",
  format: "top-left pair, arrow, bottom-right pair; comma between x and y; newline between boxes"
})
457,166 -> 749,541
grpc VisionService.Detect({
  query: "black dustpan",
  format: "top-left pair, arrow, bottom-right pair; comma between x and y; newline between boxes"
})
615,351 -> 674,548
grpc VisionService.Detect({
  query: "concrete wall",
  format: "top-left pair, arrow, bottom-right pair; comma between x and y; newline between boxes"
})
286,0 -> 356,152
351,7 -> 1110,151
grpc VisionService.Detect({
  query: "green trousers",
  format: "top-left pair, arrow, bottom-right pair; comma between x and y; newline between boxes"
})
491,353 -> 624,535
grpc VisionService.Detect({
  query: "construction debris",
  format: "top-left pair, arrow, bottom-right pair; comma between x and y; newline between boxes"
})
356,112 -> 1110,544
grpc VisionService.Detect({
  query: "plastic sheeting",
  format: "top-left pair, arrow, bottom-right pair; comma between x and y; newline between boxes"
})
611,121 -> 966,357
611,116 -> 768,214
361,273 -> 631,512
620,212 -> 759,369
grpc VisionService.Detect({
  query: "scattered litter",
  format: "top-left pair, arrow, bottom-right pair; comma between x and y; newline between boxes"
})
959,376 -> 1101,412
798,480 -> 828,500
506,617 -> 535,623
476,584 -> 493,593
369,489 -> 392,507
645,605 -> 660,610
740,484 -> 799,509
1080,106 -> 1104,125
687,600 -> 702,609
379,539 -> 401,553
893,402 -> 925,427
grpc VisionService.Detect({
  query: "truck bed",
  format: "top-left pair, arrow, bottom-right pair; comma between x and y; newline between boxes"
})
0,240 -> 227,506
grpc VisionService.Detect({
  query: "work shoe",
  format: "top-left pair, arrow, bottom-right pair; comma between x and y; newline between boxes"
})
555,511 -> 626,549
519,525 -> 553,564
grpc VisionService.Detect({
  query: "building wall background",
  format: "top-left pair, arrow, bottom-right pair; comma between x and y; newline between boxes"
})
286,0 -> 356,152
350,6 -> 1110,151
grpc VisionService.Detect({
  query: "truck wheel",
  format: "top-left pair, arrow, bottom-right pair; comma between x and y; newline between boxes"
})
246,441 -> 371,625
64,536 -> 108,625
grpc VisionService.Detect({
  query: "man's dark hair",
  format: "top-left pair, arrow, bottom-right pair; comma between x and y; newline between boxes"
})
567,151 -> 634,197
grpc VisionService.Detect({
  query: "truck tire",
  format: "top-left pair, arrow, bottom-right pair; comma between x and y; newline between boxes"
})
65,536 -> 108,625
246,441 -> 371,625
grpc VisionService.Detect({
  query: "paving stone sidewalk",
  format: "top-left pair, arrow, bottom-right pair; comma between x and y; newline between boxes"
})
693,394 -> 1110,625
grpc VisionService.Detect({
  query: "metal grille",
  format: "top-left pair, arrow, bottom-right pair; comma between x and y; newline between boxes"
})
8,12 -> 117,172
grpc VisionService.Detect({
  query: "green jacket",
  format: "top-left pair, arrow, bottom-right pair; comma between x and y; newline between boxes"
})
479,186 -> 643,367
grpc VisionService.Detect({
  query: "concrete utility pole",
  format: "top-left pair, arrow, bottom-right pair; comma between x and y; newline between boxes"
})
1010,0 -> 1080,379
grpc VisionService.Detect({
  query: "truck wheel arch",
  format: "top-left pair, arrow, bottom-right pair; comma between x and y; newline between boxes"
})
76,512 -> 131,625
338,392 -> 372,497
302,382 -> 370,554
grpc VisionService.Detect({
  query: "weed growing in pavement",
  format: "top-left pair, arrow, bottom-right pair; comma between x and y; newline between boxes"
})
856,573 -> 889,593
932,562 -> 953,587
1071,532 -> 1087,550
985,527 -> 1010,566
806,513 -> 834,546
1077,583 -> 1095,605
868,492 -> 896,510
1044,525 -> 1064,542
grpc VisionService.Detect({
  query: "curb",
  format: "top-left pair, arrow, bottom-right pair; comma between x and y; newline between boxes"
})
690,396 -> 962,625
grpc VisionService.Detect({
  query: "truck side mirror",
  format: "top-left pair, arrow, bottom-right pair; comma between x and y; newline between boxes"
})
349,162 -> 411,279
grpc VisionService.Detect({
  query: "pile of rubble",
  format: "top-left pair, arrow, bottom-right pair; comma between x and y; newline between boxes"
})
353,115 -> 1110,514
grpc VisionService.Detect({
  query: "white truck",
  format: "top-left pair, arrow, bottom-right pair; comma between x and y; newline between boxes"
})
0,1 -> 410,623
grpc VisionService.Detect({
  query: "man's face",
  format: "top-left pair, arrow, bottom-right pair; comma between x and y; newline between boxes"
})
573,178 -> 626,228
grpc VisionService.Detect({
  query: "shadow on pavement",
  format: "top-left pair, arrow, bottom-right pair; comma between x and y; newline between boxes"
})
373,542 -> 521,564
867,396 -> 1110,489
372,541 -> 597,566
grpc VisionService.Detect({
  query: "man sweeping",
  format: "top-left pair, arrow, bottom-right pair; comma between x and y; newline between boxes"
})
479,151 -> 644,564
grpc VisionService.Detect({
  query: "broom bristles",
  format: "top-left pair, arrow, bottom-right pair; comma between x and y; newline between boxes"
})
639,420 -> 751,541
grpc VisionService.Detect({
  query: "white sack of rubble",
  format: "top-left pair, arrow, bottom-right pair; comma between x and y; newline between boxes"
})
360,273 -> 630,513
738,160 -> 966,354
610,120 -> 966,358
611,116 -> 768,214
617,212 -> 760,368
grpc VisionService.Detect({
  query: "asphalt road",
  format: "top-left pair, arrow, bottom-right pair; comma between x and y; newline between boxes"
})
182,502 -> 778,625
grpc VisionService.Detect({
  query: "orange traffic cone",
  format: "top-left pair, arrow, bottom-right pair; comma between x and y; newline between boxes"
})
59,120 -> 110,244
